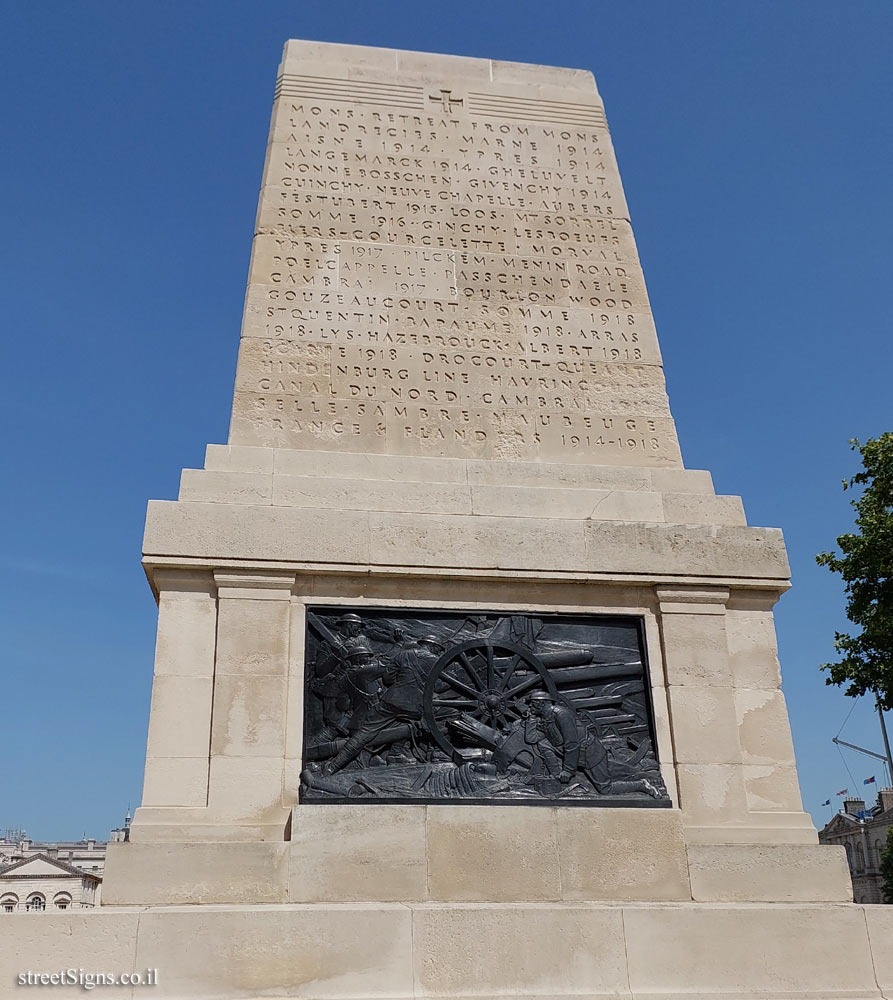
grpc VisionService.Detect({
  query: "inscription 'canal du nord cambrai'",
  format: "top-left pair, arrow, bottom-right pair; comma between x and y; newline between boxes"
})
230,68 -> 682,466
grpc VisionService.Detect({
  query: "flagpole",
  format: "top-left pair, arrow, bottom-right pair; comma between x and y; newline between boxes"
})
876,693 -> 893,787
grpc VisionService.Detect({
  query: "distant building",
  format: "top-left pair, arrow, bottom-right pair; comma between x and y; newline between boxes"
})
0,814 -> 131,912
0,855 -> 101,912
818,788 -> 893,903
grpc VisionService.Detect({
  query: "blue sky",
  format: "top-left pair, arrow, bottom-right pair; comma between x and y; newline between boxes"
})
2,1 -> 891,839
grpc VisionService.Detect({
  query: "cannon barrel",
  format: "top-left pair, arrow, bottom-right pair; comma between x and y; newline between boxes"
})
551,662 -> 641,684
491,648 -> 592,670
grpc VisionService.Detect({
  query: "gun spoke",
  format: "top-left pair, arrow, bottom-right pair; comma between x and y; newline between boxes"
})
431,698 -> 477,709
457,652 -> 484,691
504,675 -> 543,700
498,655 -> 520,692
441,672 -> 480,699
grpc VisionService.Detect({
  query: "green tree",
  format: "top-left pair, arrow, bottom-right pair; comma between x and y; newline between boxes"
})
880,827 -> 893,904
816,433 -> 893,709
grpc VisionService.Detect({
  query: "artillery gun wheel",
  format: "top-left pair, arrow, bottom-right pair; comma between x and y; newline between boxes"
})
422,639 -> 558,761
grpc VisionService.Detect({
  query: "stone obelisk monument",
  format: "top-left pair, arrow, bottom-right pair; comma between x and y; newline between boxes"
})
8,40 -> 891,1000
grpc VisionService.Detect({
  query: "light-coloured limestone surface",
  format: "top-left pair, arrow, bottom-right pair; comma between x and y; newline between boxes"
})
128,564 -> 827,852
110,803 -> 851,906
101,842 -> 289,905
114,43 -> 851,924
687,843 -> 853,902
230,39 -> 682,467
288,804 -> 427,902
3,901 -> 890,999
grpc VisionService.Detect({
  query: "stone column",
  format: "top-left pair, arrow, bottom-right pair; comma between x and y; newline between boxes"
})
658,585 -> 815,845
657,586 -> 749,831
139,569 -> 217,811
727,589 -> 814,837
206,570 -> 296,835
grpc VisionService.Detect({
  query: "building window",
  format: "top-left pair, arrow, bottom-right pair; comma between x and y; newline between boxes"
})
855,844 -> 865,872
53,894 -> 72,910
1,895 -> 17,913
26,894 -> 45,912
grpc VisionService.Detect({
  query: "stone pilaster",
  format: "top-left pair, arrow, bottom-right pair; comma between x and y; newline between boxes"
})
138,570 -> 217,813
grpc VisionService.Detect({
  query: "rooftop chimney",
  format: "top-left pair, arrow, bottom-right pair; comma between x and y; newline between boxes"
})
843,798 -> 866,817
877,788 -> 893,813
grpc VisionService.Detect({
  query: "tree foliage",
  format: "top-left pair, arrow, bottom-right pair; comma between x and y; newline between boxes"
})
880,826 -> 893,905
816,433 -> 893,709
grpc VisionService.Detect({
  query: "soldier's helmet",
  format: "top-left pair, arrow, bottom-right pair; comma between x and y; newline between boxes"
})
528,689 -> 554,703
417,634 -> 445,650
346,640 -> 374,659
339,613 -> 363,625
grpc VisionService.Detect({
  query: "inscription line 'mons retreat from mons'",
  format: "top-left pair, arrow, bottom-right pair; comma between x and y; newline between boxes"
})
237,51 -> 678,466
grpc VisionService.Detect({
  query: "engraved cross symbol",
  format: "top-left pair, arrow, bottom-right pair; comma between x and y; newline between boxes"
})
429,89 -> 463,113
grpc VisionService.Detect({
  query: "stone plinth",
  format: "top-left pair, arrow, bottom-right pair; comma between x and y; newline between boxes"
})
5,902 -> 891,1000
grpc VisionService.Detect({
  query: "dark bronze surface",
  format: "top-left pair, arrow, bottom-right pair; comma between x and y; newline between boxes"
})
300,607 -> 669,806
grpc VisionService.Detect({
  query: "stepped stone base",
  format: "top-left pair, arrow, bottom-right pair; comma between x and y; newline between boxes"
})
6,901 -> 892,999
101,805 -> 852,907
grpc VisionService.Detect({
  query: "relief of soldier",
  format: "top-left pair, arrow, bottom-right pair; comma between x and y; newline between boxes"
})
301,608 -> 669,806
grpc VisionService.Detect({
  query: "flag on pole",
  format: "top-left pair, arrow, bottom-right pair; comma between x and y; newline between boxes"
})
822,799 -> 831,806
836,788 -> 848,796
864,776 -> 876,785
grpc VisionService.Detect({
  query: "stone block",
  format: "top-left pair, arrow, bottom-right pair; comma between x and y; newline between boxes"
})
210,675 -> 287,757
726,608 -> 783,688
676,764 -> 749,827
127,805 -> 287,843
394,48 -> 491,83
466,459 -> 652,491
586,523 -> 790,579
412,903 -> 629,998
273,448 -> 468,484
102,842 -> 289,905
288,805 -> 426,902
624,903 -> 878,998
143,501 -> 371,564
145,675 -> 213,758
683,812 -> 819,846
667,686 -> 741,763
179,469 -> 273,505
687,843 -> 852,902
735,688 -> 796,764
215,598 -> 290,675
206,756 -> 285,823
204,443 -> 274,473
273,475 -> 472,514
865,904 -> 893,994
662,491 -> 747,526
153,590 -> 217,677
368,512 -> 589,572
283,38 -> 400,74
426,805 -> 560,902
490,59 -> 597,93
650,467 -> 715,494
0,910 -> 142,996
470,484 -> 664,521
141,756 -> 209,808
214,569 -> 296,601
132,904 -> 413,999
557,808 -> 690,901
660,612 -> 732,687
743,763 -> 804,812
